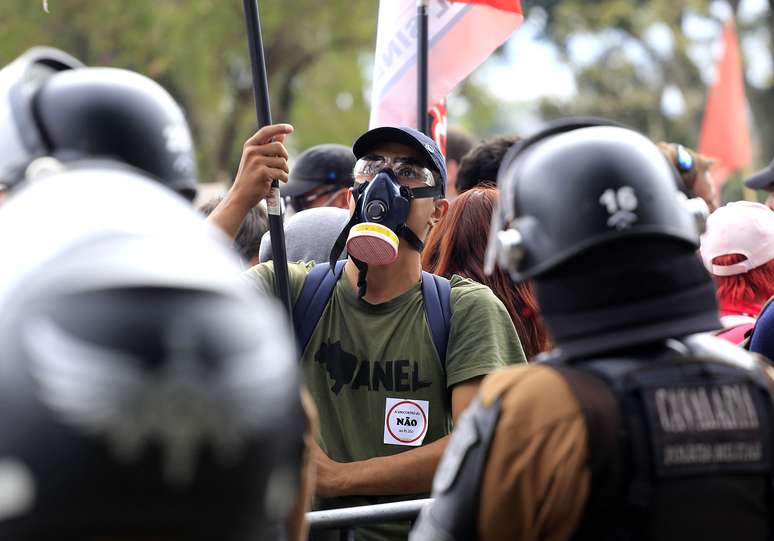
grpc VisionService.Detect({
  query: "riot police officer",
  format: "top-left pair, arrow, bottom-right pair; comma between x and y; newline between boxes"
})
0,47 -> 198,200
0,171 -> 313,541
411,118 -> 774,541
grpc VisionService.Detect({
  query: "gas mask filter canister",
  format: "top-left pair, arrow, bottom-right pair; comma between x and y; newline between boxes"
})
329,166 -> 441,298
346,170 -> 410,266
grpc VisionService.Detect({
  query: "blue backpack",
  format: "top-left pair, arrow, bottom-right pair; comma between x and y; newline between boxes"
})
292,260 -> 453,368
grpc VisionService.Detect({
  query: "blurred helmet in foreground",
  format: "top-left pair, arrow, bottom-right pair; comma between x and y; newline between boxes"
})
0,170 -> 304,540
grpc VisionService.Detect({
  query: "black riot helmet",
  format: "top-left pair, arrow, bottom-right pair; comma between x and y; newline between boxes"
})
0,170 -> 306,541
486,118 -> 709,282
486,118 -> 719,359
282,144 -> 355,210
0,47 -> 198,200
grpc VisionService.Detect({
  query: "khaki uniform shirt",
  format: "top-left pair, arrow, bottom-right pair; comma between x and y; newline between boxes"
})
477,364 -> 589,541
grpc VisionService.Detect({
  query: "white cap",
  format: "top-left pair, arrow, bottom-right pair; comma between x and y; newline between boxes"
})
700,201 -> 774,276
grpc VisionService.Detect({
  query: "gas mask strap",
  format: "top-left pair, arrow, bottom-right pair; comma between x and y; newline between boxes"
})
401,184 -> 442,200
352,256 -> 369,299
398,225 -> 425,253
329,211 -> 360,269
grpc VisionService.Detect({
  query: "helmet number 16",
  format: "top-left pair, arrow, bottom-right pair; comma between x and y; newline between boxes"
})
599,187 -> 638,214
599,187 -> 639,230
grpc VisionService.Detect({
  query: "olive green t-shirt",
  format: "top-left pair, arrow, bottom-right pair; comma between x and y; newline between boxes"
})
246,261 -> 525,541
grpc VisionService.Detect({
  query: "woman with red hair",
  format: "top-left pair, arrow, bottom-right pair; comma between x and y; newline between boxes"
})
423,187 -> 551,358
700,201 -> 774,343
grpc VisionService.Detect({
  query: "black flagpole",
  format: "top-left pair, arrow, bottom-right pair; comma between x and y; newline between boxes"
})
417,0 -> 430,135
242,0 -> 293,317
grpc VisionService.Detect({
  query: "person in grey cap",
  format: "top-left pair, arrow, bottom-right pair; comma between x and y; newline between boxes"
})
744,157 -> 774,210
283,144 -> 356,213
259,206 -> 350,265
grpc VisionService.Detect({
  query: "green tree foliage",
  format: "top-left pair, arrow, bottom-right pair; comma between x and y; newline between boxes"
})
7,0 -> 774,191
0,0 -> 376,183
530,0 -> 713,144
529,0 -> 774,172
736,0 -> 774,167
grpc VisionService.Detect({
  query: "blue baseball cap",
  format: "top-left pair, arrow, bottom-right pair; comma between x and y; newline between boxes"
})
352,126 -> 448,197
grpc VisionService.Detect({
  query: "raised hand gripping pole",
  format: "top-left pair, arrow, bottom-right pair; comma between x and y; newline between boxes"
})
242,0 -> 293,317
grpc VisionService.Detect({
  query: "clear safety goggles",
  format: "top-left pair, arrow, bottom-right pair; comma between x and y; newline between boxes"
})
354,156 -> 437,188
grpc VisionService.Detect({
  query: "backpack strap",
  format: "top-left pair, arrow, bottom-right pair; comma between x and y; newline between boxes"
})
421,271 -> 452,369
292,260 -> 346,355
293,265 -> 452,366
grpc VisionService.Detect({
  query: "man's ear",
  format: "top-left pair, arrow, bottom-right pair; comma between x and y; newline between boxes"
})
429,198 -> 449,226
331,188 -> 350,210
346,187 -> 356,211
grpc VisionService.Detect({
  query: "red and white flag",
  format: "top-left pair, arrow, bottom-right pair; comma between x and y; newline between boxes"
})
368,0 -> 523,129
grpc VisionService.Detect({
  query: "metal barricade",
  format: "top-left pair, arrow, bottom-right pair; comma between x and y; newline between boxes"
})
307,498 -> 433,541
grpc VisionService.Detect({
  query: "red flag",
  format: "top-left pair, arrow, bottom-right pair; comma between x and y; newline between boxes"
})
451,0 -> 522,13
698,20 -> 752,188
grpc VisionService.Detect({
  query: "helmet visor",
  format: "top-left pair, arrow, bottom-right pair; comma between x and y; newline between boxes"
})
354,157 -> 437,188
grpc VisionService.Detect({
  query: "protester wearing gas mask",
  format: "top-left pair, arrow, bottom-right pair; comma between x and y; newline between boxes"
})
209,125 -> 524,541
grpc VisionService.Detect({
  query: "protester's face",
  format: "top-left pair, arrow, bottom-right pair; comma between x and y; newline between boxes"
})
348,142 -> 447,242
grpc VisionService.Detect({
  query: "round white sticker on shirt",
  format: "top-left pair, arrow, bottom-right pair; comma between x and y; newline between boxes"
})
384,397 -> 429,447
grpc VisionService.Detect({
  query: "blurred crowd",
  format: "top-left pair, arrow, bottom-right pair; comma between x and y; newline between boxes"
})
1,47 -> 774,541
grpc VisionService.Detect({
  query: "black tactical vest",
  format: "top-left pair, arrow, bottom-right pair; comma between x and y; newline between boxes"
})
544,334 -> 774,541
411,334 -> 774,541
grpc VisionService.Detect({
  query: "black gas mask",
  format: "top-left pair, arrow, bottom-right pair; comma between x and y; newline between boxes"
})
330,163 -> 441,297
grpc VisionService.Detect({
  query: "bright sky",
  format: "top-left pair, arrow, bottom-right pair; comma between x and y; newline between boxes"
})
471,0 -> 770,107
472,7 -> 575,104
